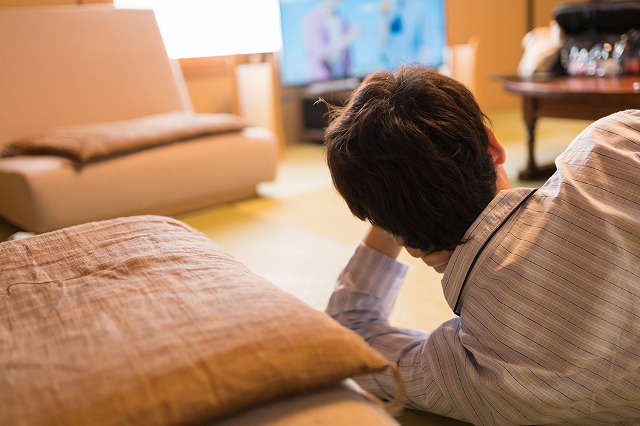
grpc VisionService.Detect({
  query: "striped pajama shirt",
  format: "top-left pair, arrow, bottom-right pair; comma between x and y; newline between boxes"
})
326,110 -> 640,425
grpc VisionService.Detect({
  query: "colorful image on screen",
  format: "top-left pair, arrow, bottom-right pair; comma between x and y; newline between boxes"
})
278,0 -> 447,87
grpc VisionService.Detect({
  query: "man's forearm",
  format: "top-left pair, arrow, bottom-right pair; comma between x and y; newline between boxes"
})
326,239 -> 436,411
326,240 -> 407,336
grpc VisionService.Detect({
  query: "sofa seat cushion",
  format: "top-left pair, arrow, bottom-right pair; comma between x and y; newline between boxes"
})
0,127 -> 278,233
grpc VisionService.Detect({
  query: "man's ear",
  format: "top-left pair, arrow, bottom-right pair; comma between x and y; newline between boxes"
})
486,127 -> 506,165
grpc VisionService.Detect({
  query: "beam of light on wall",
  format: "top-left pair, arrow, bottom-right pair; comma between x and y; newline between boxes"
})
113,0 -> 282,59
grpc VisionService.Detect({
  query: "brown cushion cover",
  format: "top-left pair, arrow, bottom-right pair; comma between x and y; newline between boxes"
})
0,216 -> 389,425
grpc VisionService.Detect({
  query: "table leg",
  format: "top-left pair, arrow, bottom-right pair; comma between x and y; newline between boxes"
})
517,97 -> 557,181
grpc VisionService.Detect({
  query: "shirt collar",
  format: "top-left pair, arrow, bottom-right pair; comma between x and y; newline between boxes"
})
441,187 -> 537,314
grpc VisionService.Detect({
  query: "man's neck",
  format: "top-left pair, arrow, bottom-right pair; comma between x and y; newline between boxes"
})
495,164 -> 512,193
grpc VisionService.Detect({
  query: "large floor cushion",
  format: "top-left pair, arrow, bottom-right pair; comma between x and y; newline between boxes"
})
0,215 -> 402,425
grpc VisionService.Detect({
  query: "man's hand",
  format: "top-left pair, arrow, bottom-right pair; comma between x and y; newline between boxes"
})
405,247 -> 453,273
362,226 -> 453,273
362,226 -> 403,259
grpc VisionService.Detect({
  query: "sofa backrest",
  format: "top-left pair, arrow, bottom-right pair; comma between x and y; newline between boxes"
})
0,5 -> 192,148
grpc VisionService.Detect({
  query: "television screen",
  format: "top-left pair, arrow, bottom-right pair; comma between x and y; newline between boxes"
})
278,0 -> 447,88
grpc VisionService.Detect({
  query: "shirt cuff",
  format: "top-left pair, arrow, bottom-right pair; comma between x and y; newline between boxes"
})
327,243 -> 409,321
343,243 -> 408,296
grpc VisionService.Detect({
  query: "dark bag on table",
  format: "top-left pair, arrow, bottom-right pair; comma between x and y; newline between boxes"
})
554,1 -> 640,76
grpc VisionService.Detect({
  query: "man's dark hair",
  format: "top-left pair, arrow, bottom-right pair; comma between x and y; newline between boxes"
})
323,65 -> 496,252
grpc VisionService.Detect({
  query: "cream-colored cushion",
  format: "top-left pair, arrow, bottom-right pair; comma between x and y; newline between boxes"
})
215,380 -> 400,426
0,216 -> 391,425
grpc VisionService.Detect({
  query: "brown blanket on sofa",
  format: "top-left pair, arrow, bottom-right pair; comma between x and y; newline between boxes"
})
1,111 -> 247,164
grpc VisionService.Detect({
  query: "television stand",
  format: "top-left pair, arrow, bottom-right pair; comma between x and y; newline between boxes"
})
305,78 -> 360,96
301,87 -> 353,143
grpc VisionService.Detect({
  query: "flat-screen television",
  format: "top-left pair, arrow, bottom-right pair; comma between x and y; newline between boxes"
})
278,0 -> 447,89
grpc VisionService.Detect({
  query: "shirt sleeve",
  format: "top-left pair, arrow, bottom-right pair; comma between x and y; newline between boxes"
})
325,244 -> 462,418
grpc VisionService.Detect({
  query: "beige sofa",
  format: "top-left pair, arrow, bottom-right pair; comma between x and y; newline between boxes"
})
0,5 -> 279,233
